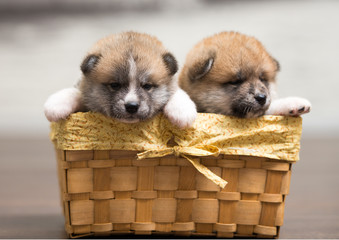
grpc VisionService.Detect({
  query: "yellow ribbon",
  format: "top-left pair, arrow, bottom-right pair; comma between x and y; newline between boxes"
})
137,145 -> 228,188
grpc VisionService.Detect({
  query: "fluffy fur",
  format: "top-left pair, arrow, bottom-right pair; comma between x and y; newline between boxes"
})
44,88 -> 84,122
266,97 -> 311,116
44,32 -> 197,127
164,88 -> 197,128
179,31 -> 311,118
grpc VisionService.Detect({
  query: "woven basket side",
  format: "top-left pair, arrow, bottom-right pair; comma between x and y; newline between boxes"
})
56,148 -> 293,238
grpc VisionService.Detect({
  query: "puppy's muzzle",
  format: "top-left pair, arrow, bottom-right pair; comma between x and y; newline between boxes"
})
125,102 -> 139,114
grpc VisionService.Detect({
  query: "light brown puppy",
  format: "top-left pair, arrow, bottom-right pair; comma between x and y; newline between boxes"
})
179,31 -> 311,118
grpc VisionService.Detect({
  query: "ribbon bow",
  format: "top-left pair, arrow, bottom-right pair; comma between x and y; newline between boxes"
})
137,145 -> 228,188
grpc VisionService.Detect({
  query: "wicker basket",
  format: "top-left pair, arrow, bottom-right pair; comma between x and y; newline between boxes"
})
51,112 -> 302,238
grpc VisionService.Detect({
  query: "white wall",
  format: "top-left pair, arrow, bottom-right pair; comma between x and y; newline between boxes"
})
1,0 -> 338,138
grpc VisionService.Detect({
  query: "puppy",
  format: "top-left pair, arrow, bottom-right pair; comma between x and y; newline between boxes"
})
44,32 -> 196,128
179,31 -> 311,118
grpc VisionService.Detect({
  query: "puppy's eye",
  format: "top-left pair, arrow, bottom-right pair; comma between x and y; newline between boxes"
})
229,71 -> 246,86
142,83 -> 154,90
259,73 -> 268,83
259,76 -> 267,83
228,79 -> 243,85
109,82 -> 122,90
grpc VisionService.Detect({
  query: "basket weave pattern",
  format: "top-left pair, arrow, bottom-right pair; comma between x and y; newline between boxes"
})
56,148 -> 292,238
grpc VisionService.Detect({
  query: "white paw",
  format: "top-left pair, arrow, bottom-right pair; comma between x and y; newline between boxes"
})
266,97 -> 311,116
44,88 -> 82,122
164,88 -> 197,128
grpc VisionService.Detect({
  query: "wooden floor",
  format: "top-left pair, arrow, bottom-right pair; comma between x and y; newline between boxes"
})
0,137 -> 338,239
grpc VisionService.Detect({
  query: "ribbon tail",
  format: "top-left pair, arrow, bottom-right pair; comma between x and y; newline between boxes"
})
181,155 -> 228,188
137,146 -> 227,188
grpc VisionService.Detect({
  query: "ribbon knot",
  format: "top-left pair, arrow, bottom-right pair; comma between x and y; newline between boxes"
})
137,145 -> 227,188
172,146 -> 181,157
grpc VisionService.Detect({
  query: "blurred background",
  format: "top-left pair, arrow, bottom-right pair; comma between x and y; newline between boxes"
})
0,0 -> 338,238
1,0 -> 339,138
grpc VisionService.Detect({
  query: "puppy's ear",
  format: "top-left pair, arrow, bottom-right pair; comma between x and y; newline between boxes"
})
81,54 -> 101,74
189,57 -> 214,81
272,57 -> 280,72
162,53 -> 178,75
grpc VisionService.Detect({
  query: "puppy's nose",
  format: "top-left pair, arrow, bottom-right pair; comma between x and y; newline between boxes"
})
255,94 -> 267,106
125,102 -> 139,114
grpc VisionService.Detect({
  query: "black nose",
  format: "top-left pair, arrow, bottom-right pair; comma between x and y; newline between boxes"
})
255,94 -> 267,106
125,102 -> 139,114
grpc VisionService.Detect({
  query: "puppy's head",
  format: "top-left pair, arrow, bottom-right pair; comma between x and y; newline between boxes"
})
179,32 -> 280,118
79,32 -> 178,123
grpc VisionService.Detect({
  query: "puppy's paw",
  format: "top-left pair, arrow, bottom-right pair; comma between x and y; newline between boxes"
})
164,88 -> 197,128
44,88 -> 82,122
266,97 -> 311,116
